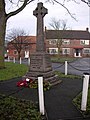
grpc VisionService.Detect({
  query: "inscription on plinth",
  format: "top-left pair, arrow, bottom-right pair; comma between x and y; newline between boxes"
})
30,53 -> 52,72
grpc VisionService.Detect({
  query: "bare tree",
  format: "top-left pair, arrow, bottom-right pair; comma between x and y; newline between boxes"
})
81,0 -> 90,7
0,0 -> 33,68
7,28 -> 29,60
49,18 -> 61,30
49,18 -> 68,56
0,0 -> 89,68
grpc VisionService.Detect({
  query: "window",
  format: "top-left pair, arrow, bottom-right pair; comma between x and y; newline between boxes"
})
83,48 -> 90,54
62,39 -> 70,45
62,48 -> 70,54
49,48 -> 58,54
80,40 -> 89,45
80,40 -> 85,45
49,39 -> 57,45
13,50 -> 18,55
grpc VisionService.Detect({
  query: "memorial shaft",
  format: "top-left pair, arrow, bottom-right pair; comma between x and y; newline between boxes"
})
33,2 -> 48,52
23,2 -> 56,82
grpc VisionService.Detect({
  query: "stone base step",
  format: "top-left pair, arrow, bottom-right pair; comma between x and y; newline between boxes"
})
48,76 -> 62,86
23,74 -> 62,86
50,79 -> 62,86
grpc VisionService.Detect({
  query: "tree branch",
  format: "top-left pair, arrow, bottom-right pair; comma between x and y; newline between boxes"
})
81,0 -> 90,7
6,0 -> 89,21
6,0 -> 35,20
53,0 -> 77,21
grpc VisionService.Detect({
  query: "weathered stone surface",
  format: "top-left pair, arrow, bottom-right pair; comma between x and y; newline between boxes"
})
23,52 -> 56,81
33,2 -> 48,52
23,2 -> 58,82
30,52 -> 52,72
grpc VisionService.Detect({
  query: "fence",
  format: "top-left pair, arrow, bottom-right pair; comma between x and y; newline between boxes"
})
5,57 -> 30,66
5,57 -> 90,76
53,59 -> 90,76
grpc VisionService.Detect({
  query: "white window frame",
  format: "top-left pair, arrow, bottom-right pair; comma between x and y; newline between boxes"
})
80,40 -> 89,45
49,48 -> 58,54
49,39 -> 57,45
62,48 -> 70,54
62,39 -> 70,45
83,48 -> 90,54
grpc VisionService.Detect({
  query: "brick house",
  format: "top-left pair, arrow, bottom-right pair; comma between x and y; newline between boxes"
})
7,36 -> 36,59
45,28 -> 90,57
7,28 -> 90,59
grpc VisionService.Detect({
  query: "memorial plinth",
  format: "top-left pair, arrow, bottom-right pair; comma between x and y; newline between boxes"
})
23,2 -> 57,82
24,52 -> 55,81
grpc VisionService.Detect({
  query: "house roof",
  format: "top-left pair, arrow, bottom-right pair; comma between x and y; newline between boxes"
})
45,29 -> 90,40
18,36 -> 36,43
8,36 -> 36,44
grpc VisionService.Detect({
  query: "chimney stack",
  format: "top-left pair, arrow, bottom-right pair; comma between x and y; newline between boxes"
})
86,27 -> 89,32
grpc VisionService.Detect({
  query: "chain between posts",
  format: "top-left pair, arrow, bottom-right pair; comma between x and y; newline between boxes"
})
53,63 -> 64,70
53,62 -> 90,72
68,62 -> 90,71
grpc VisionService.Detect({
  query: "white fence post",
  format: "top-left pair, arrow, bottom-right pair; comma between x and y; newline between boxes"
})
20,57 -> 21,64
28,57 -> 30,66
13,57 -> 15,63
38,76 -> 45,115
81,73 -> 89,111
8,56 -> 10,62
65,61 -> 67,75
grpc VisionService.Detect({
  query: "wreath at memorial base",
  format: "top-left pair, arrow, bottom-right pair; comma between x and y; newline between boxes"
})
16,78 -> 51,91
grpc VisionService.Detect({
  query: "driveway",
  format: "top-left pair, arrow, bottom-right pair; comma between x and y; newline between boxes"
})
52,58 -> 90,76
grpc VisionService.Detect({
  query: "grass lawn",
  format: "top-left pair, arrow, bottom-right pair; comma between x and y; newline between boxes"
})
55,71 -> 81,79
0,62 -> 28,81
0,94 -> 41,120
73,87 -> 90,117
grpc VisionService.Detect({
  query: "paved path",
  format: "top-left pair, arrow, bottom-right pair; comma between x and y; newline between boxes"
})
45,77 -> 83,120
0,77 -> 90,120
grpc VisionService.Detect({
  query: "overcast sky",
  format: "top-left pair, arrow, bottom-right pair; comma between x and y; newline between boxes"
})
6,0 -> 90,36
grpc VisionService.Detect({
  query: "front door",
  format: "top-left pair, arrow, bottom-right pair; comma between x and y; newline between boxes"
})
76,49 -> 79,56
25,51 -> 29,58
74,49 -> 82,57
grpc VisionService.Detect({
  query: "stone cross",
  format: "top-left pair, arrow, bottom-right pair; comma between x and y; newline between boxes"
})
33,2 -> 48,52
